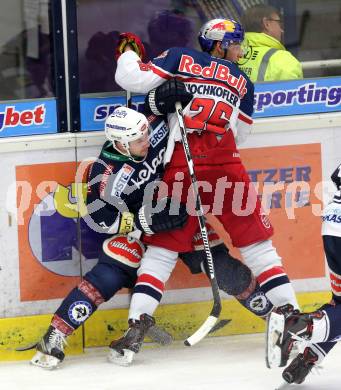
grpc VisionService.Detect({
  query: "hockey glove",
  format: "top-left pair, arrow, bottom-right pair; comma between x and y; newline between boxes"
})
145,79 -> 193,116
115,32 -> 146,61
134,197 -> 188,234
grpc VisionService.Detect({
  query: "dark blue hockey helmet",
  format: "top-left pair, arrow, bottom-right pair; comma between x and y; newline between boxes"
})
198,18 -> 245,53
331,163 -> 341,190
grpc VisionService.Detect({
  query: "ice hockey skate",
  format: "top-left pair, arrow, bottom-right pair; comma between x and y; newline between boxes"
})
266,304 -> 322,368
30,326 -> 67,369
282,346 -> 319,384
108,314 -> 155,366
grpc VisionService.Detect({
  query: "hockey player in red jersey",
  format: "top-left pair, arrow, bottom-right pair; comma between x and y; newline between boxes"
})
110,19 -> 299,365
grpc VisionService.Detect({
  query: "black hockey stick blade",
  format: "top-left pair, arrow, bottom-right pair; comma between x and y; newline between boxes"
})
208,318 -> 231,334
184,297 -> 222,346
15,342 -> 38,352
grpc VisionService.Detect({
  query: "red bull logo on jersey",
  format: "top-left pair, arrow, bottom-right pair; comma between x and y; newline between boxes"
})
0,105 -> 45,132
178,55 -> 247,97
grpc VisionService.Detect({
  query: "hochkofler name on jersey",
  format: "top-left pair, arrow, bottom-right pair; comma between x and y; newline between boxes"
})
186,82 -> 239,107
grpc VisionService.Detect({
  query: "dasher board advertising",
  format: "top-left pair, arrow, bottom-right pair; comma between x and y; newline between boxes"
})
0,99 -> 57,137
79,77 -> 341,131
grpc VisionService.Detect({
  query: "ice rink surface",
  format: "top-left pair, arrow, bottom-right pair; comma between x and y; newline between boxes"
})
1,333 -> 340,390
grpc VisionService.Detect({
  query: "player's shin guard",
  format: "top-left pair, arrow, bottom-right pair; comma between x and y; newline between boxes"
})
54,280 -> 104,331
128,246 -> 178,320
181,243 -> 273,317
235,279 -> 273,318
239,240 -> 299,310
31,280 -> 104,369
129,273 -> 165,320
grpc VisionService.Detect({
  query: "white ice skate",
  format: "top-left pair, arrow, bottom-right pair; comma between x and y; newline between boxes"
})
266,311 -> 285,368
30,326 -> 67,370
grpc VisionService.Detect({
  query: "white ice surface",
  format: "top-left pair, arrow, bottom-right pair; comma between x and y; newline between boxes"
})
0,333 -> 340,390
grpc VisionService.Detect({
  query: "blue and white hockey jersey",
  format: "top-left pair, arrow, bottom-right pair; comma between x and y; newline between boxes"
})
85,114 -> 169,234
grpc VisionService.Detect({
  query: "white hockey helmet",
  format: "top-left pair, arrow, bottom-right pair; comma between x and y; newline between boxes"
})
105,106 -> 149,160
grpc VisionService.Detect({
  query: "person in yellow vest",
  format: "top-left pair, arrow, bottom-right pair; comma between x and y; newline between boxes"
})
238,4 -> 303,82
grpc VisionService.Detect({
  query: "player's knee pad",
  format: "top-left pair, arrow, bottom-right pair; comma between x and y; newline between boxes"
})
84,262 -> 134,301
184,243 -> 252,296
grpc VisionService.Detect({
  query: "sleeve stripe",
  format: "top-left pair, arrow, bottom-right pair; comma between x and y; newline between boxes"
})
238,111 -> 253,125
150,64 -> 173,80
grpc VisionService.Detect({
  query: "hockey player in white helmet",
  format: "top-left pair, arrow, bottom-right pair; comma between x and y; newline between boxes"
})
104,107 -> 150,162
28,105 -> 189,369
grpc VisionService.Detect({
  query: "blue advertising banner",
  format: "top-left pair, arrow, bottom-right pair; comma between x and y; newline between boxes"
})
80,95 -> 145,131
0,99 -> 57,137
253,77 -> 341,118
80,77 -> 341,131
80,95 -> 125,131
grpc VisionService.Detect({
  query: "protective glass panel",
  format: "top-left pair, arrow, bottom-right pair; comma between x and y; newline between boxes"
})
0,0 -> 54,101
76,0 -> 341,92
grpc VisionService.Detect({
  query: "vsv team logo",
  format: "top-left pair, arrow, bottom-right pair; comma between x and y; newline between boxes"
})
0,104 -> 46,132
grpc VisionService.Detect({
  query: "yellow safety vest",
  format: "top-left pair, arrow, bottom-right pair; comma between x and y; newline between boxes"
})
238,32 -> 303,82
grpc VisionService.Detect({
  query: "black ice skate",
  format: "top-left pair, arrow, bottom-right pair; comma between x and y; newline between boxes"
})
30,326 -> 67,369
282,346 -> 319,384
266,304 -> 322,368
108,314 -> 155,366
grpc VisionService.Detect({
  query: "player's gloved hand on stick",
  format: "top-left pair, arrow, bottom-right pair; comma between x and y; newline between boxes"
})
145,79 -> 193,116
115,32 -> 146,61
135,197 -> 188,234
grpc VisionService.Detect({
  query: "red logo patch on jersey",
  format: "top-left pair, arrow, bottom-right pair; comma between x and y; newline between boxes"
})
103,234 -> 145,268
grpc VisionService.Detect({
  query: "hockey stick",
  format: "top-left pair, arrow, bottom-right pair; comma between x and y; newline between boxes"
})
126,90 -> 132,108
175,101 -> 222,346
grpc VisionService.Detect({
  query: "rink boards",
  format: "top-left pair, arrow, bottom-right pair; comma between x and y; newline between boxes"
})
0,112 -> 340,361
0,291 -> 332,361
